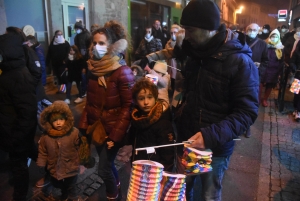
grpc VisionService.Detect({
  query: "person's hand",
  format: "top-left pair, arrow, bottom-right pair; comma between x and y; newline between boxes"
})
144,65 -> 151,73
139,57 -> 149,69
188,132 -> 205,149
176,29 -> 185,48
79,165 -> 87,174
107,140 -> 114,149
254,62 -> 260,68
82,68 -> 86,74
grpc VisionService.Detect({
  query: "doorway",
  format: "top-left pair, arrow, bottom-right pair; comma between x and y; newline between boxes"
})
61,1 -> 89,45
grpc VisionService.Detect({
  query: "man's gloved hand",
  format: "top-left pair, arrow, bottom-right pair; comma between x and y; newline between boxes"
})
139,57 -> 149,69
176,29 -> 185,48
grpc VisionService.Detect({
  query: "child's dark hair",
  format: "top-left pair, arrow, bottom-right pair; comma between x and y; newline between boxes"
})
49,112 -> 66,123
132,78 -> 158,100
70,45 -> 82,60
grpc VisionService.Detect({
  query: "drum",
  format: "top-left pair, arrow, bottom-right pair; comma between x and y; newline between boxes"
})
126,160 -> 164,201
182,147 -> 213,175
159,171 -> 186,201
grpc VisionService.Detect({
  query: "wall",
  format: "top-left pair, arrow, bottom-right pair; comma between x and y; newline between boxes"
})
171,7 -> 182,25
89,0 -> 128,29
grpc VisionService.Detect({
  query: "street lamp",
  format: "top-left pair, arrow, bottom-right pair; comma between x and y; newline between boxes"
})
234,6 -> 244,26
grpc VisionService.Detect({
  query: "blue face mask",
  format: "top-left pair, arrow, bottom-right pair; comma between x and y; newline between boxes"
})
92,44 -> 107,59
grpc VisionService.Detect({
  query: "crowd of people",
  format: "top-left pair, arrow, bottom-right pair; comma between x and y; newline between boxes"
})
1,0 -> 300,200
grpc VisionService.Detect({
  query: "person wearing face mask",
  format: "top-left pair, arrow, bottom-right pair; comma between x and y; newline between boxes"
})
74,21 -> 91,98
165,24 -> 182,95
64,45 -> 87,105
78,20 -> 134,201
243,23 -> 269,137
260,29 -> 284,107
280,25 -> 289,40
258,24 -> 271,40
46,30 -> 70,92
130,65 -> 144,82
134,26 -> 162,60
140,0 -> 259,200
282,26 -> 300,64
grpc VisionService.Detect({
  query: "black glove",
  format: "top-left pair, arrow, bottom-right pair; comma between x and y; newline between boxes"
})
38,166 -> 46,175
139,57 -> 149,69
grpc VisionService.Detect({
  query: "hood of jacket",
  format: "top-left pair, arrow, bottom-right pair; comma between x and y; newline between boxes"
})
0,34 -> 26,72
131,65 -> 144,76
211,30 -> 253,61
40,101 -> 74,136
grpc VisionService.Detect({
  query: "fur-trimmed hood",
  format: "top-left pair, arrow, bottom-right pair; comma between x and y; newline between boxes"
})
40,101 -> 74,136
131,65 -> 144,76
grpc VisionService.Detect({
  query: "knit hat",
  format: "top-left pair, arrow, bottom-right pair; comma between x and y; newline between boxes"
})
263,24 -> 270,30
180,0 -> 220,30
153,61 -> 167,74
74,21 -> 84,30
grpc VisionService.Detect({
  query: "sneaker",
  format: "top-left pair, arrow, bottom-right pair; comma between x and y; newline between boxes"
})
35,176 -> 50,188
74,97 -> 83,104
64,99 -> 70,105
262,99 -> 268,107
82,93 -> 87,98
245,129 -> 251,138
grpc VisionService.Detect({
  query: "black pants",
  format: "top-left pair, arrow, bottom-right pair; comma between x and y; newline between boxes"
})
9,151 -> 29,201
294,93 -> 300,111
50,175 -> 78,199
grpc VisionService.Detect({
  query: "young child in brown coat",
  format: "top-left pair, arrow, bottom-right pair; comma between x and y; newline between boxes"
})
37,100 -> 84,200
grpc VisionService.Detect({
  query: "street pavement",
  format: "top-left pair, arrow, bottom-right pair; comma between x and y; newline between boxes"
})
0,83 -> 300,201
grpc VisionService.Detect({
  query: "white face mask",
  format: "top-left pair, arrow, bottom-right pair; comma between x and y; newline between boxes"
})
171,35 -> 176,41
54,35 -> 65,44
263,29 -> 269,34
76,29 -> 82,34
281,29 -> 287,32
93,44 -> 107,59
68,54 -> 74,61
247,31 -> 257,39
133,71 -> 137,76
145,33 -> 151,39
270,38 -> 279,43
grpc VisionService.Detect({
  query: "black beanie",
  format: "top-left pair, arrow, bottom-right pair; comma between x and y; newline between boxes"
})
180,0 -> 220,30
74,21 -> 84,30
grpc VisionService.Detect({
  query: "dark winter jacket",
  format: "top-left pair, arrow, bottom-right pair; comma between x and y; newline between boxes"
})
79,39 -> 135,144
46,40 -> 70,67
37,101 -> 80,180
31,43 -> 47,86
282,31 -> 296,63
289,42 -> 300,78
152,27 -> 169,48
135,38 -> 162,60
66,57 -> 87,82
128,101 -> 174,171
246,36 -> 269,79
260,46 -> 284,84
146,26 -> 259,157
258,32 -> 269,40
25,45 -> 47,102
74,30 -> 91,59
0,34 -> 37,153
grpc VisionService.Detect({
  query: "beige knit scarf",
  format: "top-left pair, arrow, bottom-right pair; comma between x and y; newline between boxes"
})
87,54 -> 122,88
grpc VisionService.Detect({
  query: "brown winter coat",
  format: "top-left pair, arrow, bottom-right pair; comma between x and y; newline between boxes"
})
78,39 -> 135,143
37,101 -> 80,180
